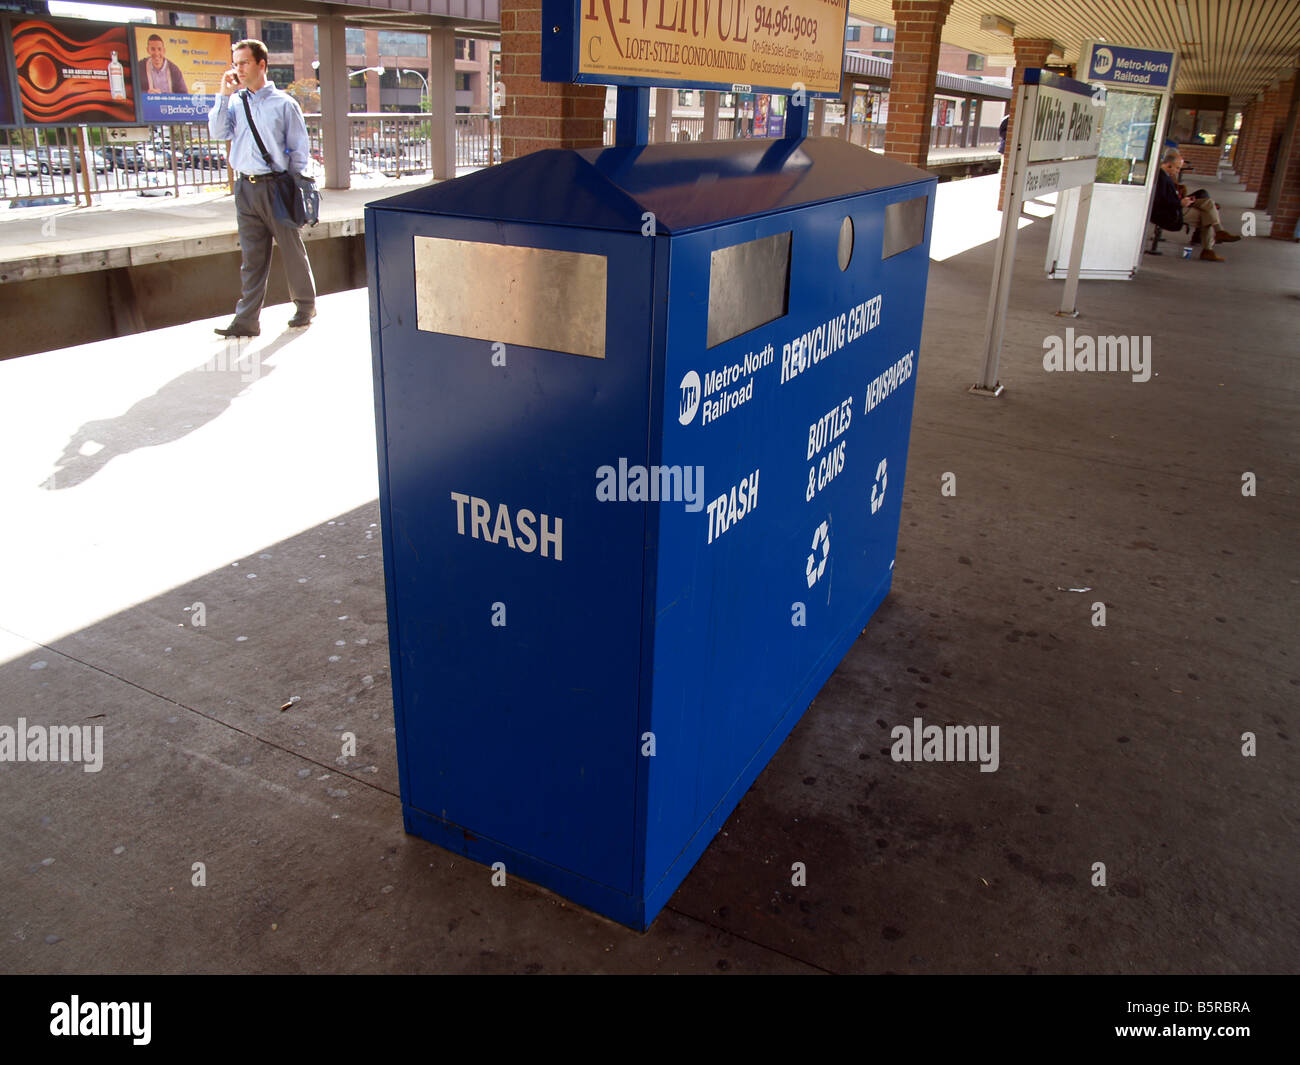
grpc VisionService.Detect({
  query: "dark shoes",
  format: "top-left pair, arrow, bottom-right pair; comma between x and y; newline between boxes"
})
215,308 -> 313,334
214,321 -> 260,338
1215,229 -> 1241,243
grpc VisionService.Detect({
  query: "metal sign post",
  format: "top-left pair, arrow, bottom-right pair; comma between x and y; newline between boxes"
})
973,70 -> 1104,396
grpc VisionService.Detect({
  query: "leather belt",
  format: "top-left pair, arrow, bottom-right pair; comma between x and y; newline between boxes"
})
237,171 -> 272,183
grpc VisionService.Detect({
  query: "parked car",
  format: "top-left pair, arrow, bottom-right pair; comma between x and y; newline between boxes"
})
1,151 -> 44,177
137,147 -> 170,171
96,144 -> 165,171
132,146 -> 167,171
33,146 -> 78,173
98,145 -> 144,171
183,145 -> 228,170
92,148 -> 124,171
7,193 -> 72,209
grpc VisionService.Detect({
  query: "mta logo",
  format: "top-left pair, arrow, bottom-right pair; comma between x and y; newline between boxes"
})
678,370 -> 701,426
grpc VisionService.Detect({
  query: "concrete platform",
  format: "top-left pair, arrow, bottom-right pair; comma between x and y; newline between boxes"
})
0,173 -> 1295,974
0,175 -> 433,284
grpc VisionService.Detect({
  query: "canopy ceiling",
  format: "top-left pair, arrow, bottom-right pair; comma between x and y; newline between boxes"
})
848,0 -> 1300,98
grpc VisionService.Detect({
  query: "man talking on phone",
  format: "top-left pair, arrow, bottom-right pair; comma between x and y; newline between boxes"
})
208,39 -> 316,337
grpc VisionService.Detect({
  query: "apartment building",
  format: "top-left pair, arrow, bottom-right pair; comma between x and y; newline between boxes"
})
845,17 -> 1012,83
844,15 -> 1011,133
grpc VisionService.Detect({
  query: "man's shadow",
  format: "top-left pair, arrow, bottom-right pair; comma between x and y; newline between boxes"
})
41,331 -> 303,491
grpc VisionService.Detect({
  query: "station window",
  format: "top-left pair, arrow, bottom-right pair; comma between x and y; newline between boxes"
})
873,27 -> 895,42
1095,88 -> 1161,186
379,31 -> 427,58
967,55 -> 985,71
846,26 -> 861,42
1170,107 -> 1224,146
213,17 -> 246,40
261,21 -> 294,53
379,69 -> 425,89
267,65 -> 296,88
345,28 -> 366,54
456,73 -> 472,93
169,13 -> 199,27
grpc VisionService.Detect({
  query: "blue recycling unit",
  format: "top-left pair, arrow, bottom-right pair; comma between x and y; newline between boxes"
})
366,138 -> 936,930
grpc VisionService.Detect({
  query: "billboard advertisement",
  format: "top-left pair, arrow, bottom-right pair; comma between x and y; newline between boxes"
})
131,25 -> 232,123
545,0 -> 849,98
13,16 -> 136,124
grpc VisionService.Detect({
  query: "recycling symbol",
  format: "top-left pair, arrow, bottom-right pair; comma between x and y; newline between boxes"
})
870,457 -> 888,515
806,519 -> 830,588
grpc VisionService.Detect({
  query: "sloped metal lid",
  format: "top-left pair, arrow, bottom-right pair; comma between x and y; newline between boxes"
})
368,138 -> 933,234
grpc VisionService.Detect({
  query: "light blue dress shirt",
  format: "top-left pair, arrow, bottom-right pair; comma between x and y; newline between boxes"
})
208,84 -> 310,175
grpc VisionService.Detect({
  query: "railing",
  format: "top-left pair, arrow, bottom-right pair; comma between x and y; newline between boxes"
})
597,98 -> 1003,154
455,114 -> 498,168
1,123 -> 237,206
2,112 -> 501,205
2,107 -> 998,205
301,112 -> 499,176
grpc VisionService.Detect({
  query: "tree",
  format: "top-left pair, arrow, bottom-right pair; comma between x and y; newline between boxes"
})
285,78 -> 321,115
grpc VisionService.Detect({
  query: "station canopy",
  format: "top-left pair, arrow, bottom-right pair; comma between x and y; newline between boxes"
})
848,0 -> 1300,97
116,0 -> 498,35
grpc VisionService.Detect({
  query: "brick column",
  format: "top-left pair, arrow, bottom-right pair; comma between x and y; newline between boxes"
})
500,0 -> 605,160
1256,75 -> 1296,209
1241,91 -> 1270,191
1244,84 -> 1283,193
1248,97 -> 1274,190
1240,100 -> 1264,185
1270,97 -> 1300,240
999,38 -> 1057,206
1233,102 -> 1253,177
882,0 -> 952,167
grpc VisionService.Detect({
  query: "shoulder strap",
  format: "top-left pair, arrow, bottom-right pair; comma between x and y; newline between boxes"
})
239,90 -> 277,171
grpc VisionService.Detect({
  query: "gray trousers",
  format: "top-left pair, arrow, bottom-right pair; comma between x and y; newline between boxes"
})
231,174 -> 316,328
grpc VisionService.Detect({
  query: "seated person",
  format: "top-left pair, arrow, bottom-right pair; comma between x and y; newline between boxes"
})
1151,148 -> 1239,261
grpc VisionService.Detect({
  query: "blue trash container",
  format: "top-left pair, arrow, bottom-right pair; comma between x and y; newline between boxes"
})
366,137 -> 936,930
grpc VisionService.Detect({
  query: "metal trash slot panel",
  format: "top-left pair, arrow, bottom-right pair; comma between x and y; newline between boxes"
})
706,230 -> 791,349
882,196 -> 929,260
413,236 -> 608,359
